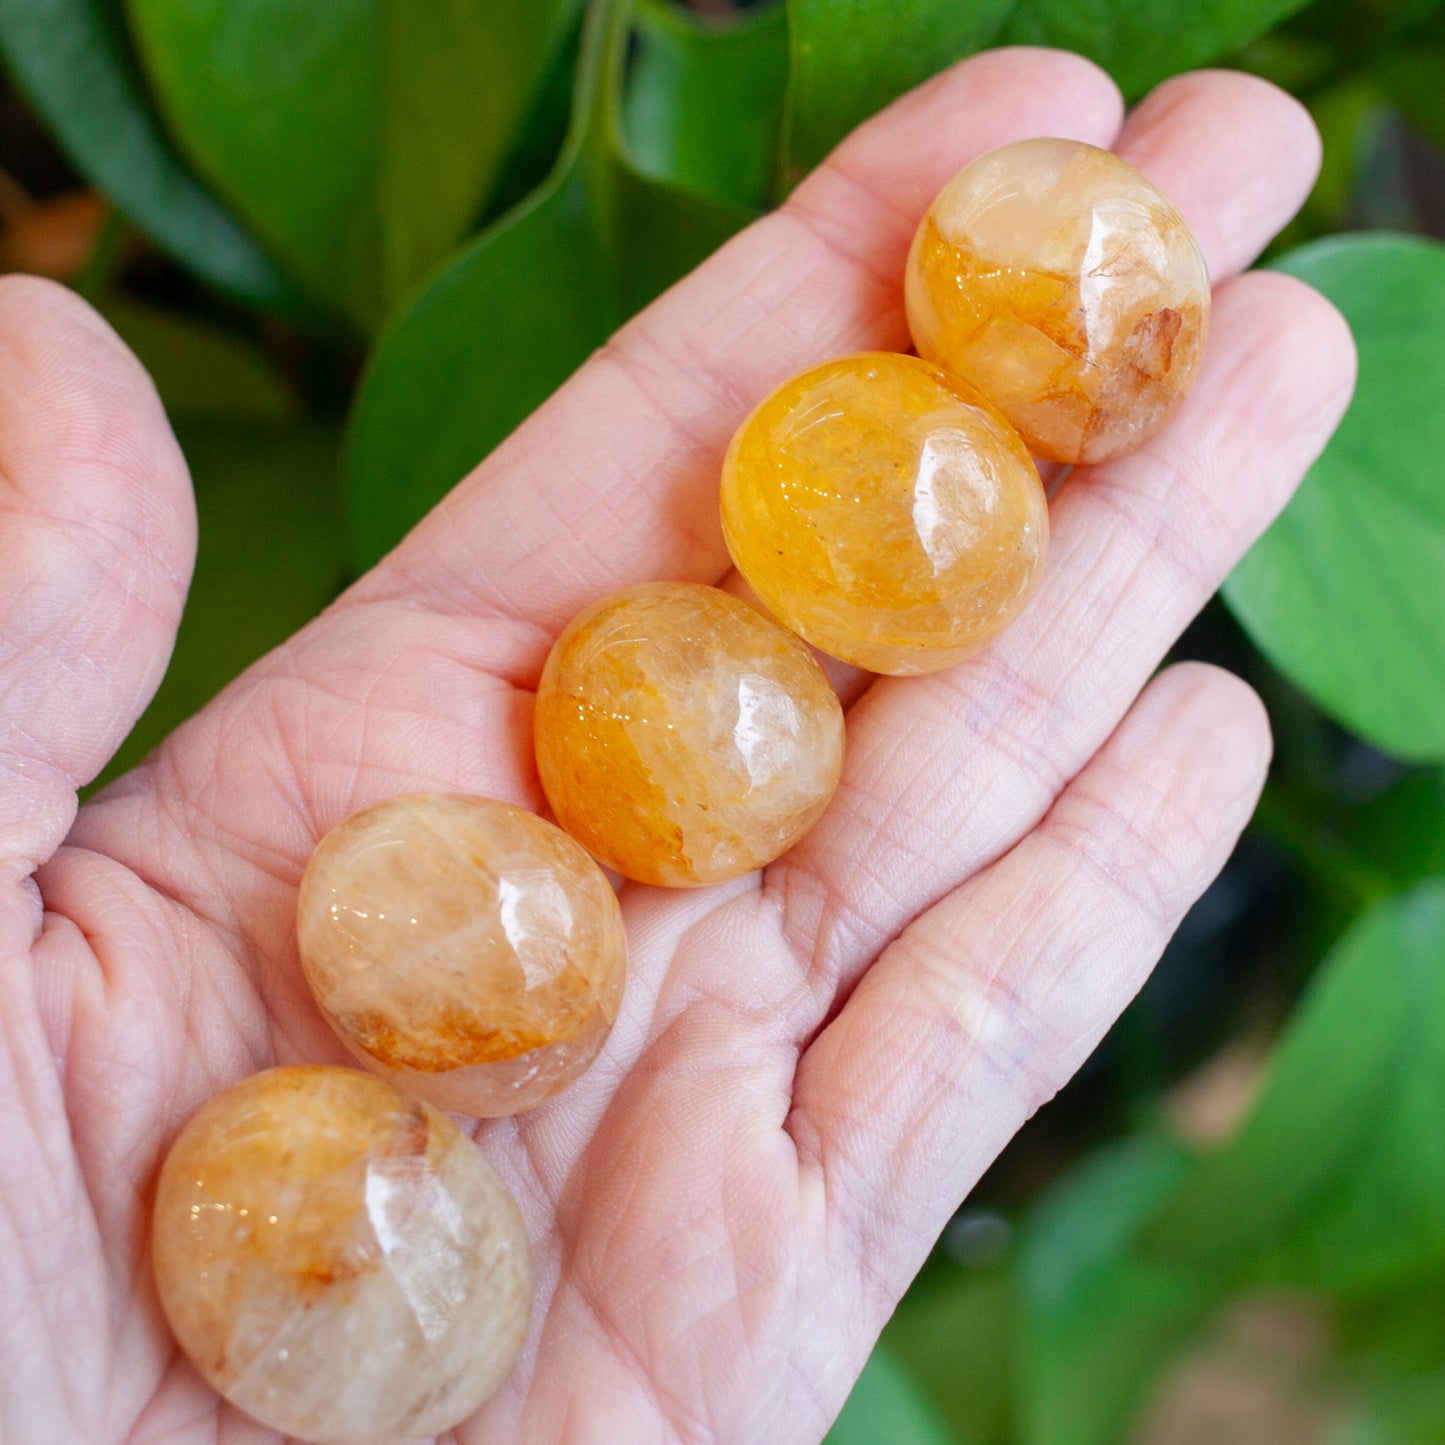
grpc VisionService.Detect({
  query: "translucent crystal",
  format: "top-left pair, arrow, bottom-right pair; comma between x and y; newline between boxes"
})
151,1066 -> 532,1445
720,352 -> 1049,674
905,137 -> 1210,465
297,794 -> 626,1115
534,582 -> 845,886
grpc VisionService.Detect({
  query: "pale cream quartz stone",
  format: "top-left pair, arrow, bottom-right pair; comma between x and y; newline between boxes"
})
151,1066 -> 532,1445
297,794 -> 627,1116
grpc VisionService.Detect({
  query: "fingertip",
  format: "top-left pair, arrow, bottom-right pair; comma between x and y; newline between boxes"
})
1117,69 -> 1323,277
0,271 -> 198,810
1260,268 -> 1359,430
1131,69 -> 1322,185
1210,269 -> 1358,449
0,272 -> 147,382
916,45 -> 1126,145
0,274 -> 195,562
797,45 -> 1125,233
1132,662 -> 1273,819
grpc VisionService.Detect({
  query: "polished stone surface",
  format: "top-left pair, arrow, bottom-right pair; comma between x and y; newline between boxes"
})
720,352 -> 1049,674
297,794 -> 626,1116
151,1067 -> 532,1445
906,137 -> 1210,465
534,582 -> 844,886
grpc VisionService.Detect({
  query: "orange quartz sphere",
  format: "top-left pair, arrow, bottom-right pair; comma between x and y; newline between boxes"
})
905,137 -> 1210,465
720,351 -> 1049,675
534,582 -> 844,887
297,793 -> 626,1116
151,1067 -> 532,1445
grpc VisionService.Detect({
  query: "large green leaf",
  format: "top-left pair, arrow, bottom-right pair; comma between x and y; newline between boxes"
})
344,0 -> 751,570
1348,770 -> 1445,889
624,0 -> 790,211
780,0 -> 1315,179
1017,1138 -> 1209,1445
125,0 -> 580,332
103,299 -> 298,423
1145,883 -> 1445,1296
883,1258 -> 1017,1444
1379,45 -> 1445,152
824,1347 -> 954,1445
1224,235 -> 1445,762
0,0 -> 290,307
1335,1369 -> 1445,1445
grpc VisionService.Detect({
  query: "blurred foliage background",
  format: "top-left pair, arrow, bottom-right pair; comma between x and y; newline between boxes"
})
1,0 -> 1443,1439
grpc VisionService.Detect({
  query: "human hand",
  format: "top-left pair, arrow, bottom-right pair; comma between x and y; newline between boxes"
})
0,48 -> 1354,1445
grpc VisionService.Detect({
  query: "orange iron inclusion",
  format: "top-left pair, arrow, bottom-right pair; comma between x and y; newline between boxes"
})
297,793 -> 627,1116
535,581 -> 845,887
906,137 -> 1210,466
151,1066 -> 532,1445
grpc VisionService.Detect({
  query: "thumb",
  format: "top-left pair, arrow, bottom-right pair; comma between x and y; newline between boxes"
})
0,276 -> 195,883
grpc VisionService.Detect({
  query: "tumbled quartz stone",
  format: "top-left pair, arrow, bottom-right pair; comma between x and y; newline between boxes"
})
905,137 -> 1210,465
534,582 -> 844,887
151,1066 -> 532,1445
720,351 -> 1049,675
297,794 -> 626,1116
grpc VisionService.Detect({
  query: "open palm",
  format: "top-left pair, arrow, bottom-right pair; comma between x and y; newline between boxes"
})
1,49 -> 1354,1445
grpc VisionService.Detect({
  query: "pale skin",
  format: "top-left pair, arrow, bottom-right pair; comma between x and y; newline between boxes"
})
0,48 -> 1355,1445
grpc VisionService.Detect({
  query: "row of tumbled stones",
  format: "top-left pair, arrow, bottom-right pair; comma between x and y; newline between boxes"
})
149,135 -> 1209,1445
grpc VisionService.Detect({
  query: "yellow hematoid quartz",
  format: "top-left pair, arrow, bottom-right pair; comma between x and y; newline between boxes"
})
297,794 -> 627,1116
534,582 -> 845,887
720,352 -> 1050,675
151,1067 -> 532,1445
905,137 -> 1210,465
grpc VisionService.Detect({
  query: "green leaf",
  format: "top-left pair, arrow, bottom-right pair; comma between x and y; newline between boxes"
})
344,0 -> 751,571
780,0 -> 1316,179
1017,1137 -> 1209,1445
99,421 -> 347,784
824,1347 -> 954,1445
125,0 -> 581,332
1379,46 -> 1445,152
1335,1368 -> 1445,1445
781,0 -> 1009,182
1348,770 -> 1445,889
102,300 -> 298,424
1145,883 -> 1445,1296
1223,235 -> 1445,762
0,0 -> 291,307
624,0 -> 790,211
1338,1267 -> 1445,1385
883,1259 -> 1017,1444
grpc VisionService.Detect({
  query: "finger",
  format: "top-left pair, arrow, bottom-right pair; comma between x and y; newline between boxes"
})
787,663 -> 1270,1286
1114,70 -> 1321,280
0,277 -> 195,880
768,197 -> 1353,1017
349,48 -> 1124,657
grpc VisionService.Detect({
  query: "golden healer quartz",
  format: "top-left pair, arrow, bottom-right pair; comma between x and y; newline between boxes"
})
297,793 -> 627,1116
720,351 -> 1049,675
905,137 -> 1210,465
151,1067 -> 532,1445
534,582 -> 845,886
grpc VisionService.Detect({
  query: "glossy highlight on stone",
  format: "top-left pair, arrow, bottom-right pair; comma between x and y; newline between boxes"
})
151,1067 -> 532,1445
905,137 -> 1210,465
720,352 -> 1049,675
297,793 -> 626,1116
534,582 -> 844,887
